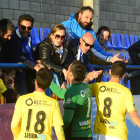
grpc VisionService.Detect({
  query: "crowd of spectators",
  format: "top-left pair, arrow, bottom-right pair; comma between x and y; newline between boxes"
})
0,6 -> 139,101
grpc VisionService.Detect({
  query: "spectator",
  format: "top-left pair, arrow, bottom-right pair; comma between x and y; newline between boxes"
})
0,68 -> 15,104
90,26 -> 112,82
62,6 -> 125,63
3,68 -> 20,103
0,19 -> 15,45
35,24 -> 69,91
0,14 -> 44,94
11,68 -> 65,140
84,61 -> 140,140
67,32 -> 94,72
124,41 -> 140,95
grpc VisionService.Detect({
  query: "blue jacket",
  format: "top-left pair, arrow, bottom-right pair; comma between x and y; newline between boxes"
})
62,14 -> 110,61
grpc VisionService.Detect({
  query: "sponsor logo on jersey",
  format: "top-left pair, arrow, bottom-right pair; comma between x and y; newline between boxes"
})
80,88 -> 90,97
100,86 -> 120,93
25,98 -> 33,106
0,87 -> 3,91
100,118 -> 117,128
79,119 -> 91,126
65,98 -> 72,105
24,133 -> 46,139
24,132 -> 38,138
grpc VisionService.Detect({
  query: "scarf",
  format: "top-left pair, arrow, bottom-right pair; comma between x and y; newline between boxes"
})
16,28 -> 34,62
53,43 -> 63,60
97,39 -> 105,50
75,45 -> 85,63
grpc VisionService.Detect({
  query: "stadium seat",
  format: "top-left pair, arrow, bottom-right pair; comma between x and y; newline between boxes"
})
120,34 -> 130,51
129,35 -> 138,46
106,40 -> 114,50
39,28 -> 51,41
31,27 -> 41,47
111,33 -> 124,50
101,76 -> 107,82
106,76 -> 110,81
120,78 -> 130,90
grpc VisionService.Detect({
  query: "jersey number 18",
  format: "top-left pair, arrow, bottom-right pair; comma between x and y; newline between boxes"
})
26,109 -> 46,134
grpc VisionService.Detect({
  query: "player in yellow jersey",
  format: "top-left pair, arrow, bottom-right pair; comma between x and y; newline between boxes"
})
84,61 -> 140,140
11,68 -> 65,140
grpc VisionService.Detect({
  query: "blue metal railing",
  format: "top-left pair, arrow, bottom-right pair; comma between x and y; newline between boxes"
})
1,63 -> 140,69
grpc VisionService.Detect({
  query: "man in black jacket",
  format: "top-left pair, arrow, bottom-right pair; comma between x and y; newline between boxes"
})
0,14 -> 43,94
0,19 -> 15,46
67,32 -> 95,72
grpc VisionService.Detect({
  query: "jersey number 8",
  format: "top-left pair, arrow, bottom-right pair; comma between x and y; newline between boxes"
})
103,97 -> 112,118
26,109 -> 46,134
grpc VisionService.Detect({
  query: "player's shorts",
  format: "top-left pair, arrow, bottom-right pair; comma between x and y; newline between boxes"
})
97,134 -> 123,140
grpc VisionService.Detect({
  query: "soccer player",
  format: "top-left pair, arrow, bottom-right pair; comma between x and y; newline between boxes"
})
11,68 -> 65,140
84,61 -> 140,140
50,60 -> 102,140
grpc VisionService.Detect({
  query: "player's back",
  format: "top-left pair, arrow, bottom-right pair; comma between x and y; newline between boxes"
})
91,82 -> 135,140
16,91 -> 63,140
64,82 -> 92,137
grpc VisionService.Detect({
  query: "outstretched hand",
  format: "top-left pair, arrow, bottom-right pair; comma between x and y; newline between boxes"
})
87,70 -> 103,81
83,70 -> 103,84
110,54 -> 128,63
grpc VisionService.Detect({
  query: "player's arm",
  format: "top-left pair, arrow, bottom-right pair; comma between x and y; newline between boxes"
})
129,110 -> 140,128
11,97 -> 22,138
50,81 -> 67,99
54,126 -> 65,140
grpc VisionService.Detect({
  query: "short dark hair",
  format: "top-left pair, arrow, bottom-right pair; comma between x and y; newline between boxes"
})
0,19 -> 15,34
111,61 -> 126,78
96,26 -> 111,41
70,60 -> 86,81
36,68 -> 53,90
18,14 -> 34,26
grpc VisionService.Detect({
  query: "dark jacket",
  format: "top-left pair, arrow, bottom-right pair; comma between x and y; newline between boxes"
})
128,40 -> 140,65
67,38 -> 91,71
0,30 -> 36,69
35,37 -> 69,74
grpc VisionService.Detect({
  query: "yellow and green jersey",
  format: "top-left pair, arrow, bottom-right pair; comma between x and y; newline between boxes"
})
11,91 -> 64,140
89,81 -> 136,140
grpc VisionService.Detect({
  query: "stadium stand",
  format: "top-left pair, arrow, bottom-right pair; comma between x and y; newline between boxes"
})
39,28 -> 51,41
111,33 -> 124,50
129,35 -> 138,46
120,34 -> 130,51
30,27 -> 41,47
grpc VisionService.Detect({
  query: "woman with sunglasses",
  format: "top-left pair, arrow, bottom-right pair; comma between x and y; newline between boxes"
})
35,24 -> 69,95
90,26 -> 111,82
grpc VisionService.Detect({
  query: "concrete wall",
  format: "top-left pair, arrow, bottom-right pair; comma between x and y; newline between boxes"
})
99,0 -> 140,36
0,0 -> 83,31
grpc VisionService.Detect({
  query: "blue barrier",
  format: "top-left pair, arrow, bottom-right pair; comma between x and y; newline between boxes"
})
1,63 -> 140,70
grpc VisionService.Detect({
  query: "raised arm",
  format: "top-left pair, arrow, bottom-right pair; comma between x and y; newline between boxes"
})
50,81 -> 67,99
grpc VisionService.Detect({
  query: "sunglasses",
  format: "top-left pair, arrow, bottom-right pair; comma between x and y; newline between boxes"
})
54,34 -> 65,41
20,25 -> 32,31
82,38 -> 94,48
